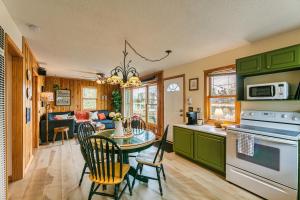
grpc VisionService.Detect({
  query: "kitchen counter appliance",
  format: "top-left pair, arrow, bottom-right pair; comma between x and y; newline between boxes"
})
247,82 -> 289,100
226,110 -> 300,200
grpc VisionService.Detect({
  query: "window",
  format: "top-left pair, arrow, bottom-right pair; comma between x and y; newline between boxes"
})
132,87 -> 146,120
124,83 -> 158,125
147,85 -> 158,124
124,89 -> 131,118
204,65 -> 240,123
167,83 -> 180,92
82,87 -> 97,110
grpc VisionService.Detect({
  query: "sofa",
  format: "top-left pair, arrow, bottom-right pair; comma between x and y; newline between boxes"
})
40,111 -> 76,143
74,110 -> 115,133
40,110 -> 114,144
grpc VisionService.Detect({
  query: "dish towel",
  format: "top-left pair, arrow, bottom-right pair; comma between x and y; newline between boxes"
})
237,133 -> 255,157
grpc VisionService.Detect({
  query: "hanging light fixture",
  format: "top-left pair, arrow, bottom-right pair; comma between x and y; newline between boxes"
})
95,73 -> 107,84
107,40 -> 172,87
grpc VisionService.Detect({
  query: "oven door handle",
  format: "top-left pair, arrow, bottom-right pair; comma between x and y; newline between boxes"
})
228,130 -> 298,146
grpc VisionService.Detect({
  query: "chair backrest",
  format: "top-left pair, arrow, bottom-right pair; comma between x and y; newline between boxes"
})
80,134 -> 124,181
130,117 -> 146,130
153,125 -> 169,163
77,122 -> 95,146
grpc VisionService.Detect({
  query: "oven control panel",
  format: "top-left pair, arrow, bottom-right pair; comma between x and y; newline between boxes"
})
241,110 -> 300,124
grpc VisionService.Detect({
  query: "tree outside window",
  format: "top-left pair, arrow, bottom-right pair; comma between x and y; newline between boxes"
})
82,87 -> 97,110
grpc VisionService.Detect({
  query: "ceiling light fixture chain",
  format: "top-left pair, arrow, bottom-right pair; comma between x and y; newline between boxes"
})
106,39 -> 172,87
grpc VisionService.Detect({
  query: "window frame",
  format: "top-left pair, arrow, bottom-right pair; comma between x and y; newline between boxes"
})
123,83 -> 158,125
81,86 -> 98,111
204,65 -> 240,124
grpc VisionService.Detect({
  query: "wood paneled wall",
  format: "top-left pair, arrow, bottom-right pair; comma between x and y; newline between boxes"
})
22,38 -> 38,174
45,76 -> 119,112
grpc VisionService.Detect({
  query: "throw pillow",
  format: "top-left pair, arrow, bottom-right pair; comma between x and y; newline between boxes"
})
89,111 -> 98,120
98,113 -> 106,120
54,114 -> 69,120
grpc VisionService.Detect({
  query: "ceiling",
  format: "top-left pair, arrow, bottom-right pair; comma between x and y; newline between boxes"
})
3,0 -> 300,79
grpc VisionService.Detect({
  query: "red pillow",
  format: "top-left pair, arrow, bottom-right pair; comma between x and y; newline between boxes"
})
75,111 -> 89,120
98,113 -> 106,120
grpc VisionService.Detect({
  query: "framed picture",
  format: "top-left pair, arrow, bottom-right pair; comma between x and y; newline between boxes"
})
55,89 -> 71,106
189,78 -> 199,91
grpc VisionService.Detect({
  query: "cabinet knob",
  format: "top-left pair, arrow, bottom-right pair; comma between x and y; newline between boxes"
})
267,65 -> 270,69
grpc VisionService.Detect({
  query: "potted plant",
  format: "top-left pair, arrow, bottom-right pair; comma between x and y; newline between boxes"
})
112,89 -> 122,112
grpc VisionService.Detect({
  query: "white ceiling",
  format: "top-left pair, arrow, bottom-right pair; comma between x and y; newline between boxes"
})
3,0 -> 300,79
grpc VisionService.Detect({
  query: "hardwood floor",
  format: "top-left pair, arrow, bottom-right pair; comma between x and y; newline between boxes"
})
8,139 -> 262,200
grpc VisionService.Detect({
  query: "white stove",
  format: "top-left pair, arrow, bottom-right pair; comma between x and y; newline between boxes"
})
226,110 -> 300,200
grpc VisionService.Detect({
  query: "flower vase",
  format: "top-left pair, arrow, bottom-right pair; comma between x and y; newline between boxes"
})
114,120 -> 124,136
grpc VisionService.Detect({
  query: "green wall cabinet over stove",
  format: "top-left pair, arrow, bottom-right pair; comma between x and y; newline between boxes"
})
236,54 -> 263,76
173,126 -> 226,174
236,44 -> 300,77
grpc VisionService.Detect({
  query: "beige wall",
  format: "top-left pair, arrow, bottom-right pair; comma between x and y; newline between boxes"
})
164,28 -> 300,117
0,0 -> 22,48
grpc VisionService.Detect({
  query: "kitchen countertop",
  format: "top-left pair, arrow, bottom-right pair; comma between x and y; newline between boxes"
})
174,124 -> 227,137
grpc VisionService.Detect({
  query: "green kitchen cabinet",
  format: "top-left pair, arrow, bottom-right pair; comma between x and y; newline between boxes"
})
264,45 -> 300,72
173,127 -> 194,159
236,54 -> 263,76
194,131 -> 225,173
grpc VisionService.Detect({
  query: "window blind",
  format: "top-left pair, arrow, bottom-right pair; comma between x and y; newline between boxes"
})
0,26 -> 6,200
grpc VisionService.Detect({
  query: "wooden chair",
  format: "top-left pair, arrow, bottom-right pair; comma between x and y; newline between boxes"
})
77,122 -> 95,186
132,125 -> 169,196
130,117 -> 147,130
80,134 -> 132,200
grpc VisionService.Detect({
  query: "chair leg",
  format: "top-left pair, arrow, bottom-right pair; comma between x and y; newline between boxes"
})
88,182 -> 95,200
161,164 -> 166,181
126,174 -> 132,196
53,132 -> 57,143
62,131 -> 64,144
79,163 -> 87,186
156,166 -> 163,196
139,164 -> 144,174
114,184 -> 120,200
132,163 -> 141,188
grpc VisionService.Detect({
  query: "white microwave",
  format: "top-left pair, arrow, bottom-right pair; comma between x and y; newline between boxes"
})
247,82 -> 289,100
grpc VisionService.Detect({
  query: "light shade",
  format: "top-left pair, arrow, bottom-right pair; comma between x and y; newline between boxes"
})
128,75 -> 142,87
96,79 -> 106,84
107,73 -> 122,85
40,92 -> 54,102
214,108 -> 224,119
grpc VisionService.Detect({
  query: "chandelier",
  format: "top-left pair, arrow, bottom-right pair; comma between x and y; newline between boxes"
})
106,40 -> 172,87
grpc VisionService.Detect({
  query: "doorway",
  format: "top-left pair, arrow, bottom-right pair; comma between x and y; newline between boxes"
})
164,75 -> 185,143
5,34 -> 24,181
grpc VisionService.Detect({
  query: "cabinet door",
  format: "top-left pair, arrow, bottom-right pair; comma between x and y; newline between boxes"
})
265,45 -> 300,72
236,55 -> 263,76
173,127 -> 194,159
194,131 -> 225,173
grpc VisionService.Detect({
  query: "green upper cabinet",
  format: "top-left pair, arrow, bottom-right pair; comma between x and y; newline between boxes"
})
173,127 -> 194,159
194,131 -> 225,173
236,44 -> 300,77
264,45 -> 300,72
236,54 -> 263,76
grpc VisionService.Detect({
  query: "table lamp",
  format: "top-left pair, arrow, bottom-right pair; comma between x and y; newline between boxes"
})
214,108 -> 223,128
40,92 -> 54,144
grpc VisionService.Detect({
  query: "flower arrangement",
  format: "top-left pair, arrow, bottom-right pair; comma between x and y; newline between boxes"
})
109,112 -> 123,121
132,114 -> 140,121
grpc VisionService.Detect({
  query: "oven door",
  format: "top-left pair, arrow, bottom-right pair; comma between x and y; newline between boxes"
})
226,130 -> 298,189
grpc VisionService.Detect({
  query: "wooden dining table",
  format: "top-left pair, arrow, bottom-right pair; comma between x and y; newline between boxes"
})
96,129 -> 157,183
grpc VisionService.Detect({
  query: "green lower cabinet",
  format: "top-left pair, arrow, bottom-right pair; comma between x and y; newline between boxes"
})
173,126 -> 226,175
173,127 -> 194,159
194,131 -> 225,174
